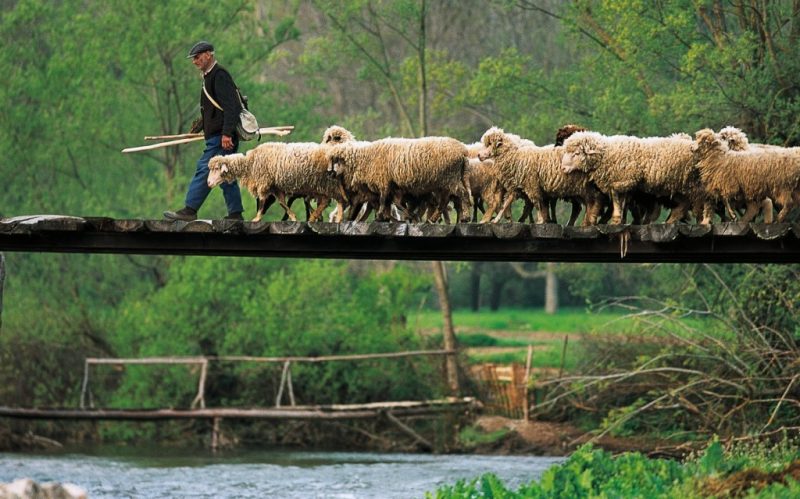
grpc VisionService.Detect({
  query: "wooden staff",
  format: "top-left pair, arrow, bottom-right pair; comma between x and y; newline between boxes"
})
122,126 -> 295,153
144,126 -> 294,141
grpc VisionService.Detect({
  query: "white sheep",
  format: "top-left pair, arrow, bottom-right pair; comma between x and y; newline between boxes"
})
478,127 -> 602,225
692,128 -> 800,223
561,131 -> 700,224
326,137 -> 471,223
207,142 -> 349,222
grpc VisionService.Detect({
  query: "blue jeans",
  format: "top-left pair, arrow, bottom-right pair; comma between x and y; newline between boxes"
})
184,135 -> 244,214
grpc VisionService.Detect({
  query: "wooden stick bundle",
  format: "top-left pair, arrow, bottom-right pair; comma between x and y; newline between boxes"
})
122,126 -> 295,153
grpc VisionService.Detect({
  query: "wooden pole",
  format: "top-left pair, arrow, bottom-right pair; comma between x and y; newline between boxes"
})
523,344 -> 533,421
558,335 -> 569,379
191,360 -> 208,409
432,261 -> 460,395
144,126 -> 294,141
385,411 -> 433,450
211,417 -> 220,452
80,360 -> 90,410
0,252 -> 4,332
122,136 -> 204,153
123,127 -> 296,153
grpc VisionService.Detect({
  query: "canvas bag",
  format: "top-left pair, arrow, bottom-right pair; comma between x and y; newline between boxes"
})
202,83 -> 259,141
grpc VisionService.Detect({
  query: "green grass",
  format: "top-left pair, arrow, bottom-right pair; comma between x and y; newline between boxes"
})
465,344 -> 578,371
411,306 -> 714,338
411,307 -> 638,334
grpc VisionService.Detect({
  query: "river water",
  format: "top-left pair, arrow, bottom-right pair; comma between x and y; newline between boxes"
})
0,448 -> 563,498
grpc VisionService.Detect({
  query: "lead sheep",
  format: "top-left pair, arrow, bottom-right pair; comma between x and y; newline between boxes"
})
326,137 -> 471,223
561,131 -> 700,224
478,127 -> 602,225
207,142 -> 349,222
692,129 -> 800,223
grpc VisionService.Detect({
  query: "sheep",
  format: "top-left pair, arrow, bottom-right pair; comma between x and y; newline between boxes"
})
555,124 -> 588,147
207,142 -> 349,223
561,131 -> 700,225
464,142 -> 508,223
326,136 -> 472,223
322,125 -> 356,145
692,129 -> 800,223
703,126 -> 774,223
478,127 -> 602,225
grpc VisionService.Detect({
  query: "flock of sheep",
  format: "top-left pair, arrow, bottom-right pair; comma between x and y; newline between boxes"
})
205,124 -> 800,225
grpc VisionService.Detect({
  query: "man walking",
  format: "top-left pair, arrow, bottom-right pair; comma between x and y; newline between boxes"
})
164,41 -> 244,221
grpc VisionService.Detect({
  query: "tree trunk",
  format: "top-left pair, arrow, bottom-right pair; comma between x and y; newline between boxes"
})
432,261 -> 459,395
489,275 -> 504,311
469,262 -> 482,311
544,262 -> 558,315
0,253 -> 4,330
417,0 -> 428,136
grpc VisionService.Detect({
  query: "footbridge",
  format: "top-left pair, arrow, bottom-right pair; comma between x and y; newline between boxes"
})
2,215 -> 799,262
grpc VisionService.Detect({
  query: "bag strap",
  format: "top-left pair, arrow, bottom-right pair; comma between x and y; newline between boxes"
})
202,84 -> 224,111
202,83 -> 246,112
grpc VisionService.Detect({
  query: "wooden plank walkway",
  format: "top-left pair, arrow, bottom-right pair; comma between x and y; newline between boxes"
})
0,398 -> 478,421
2,215 -> 800,263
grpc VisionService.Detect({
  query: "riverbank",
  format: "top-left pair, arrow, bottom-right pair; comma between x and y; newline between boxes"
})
465,416 -> 696,459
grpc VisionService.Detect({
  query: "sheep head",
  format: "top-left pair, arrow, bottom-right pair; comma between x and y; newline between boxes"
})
562,132 -> 603,173
325,149 -> 348,179
692,128 -> 723,158
555,124 -> 588,147
718,126 -> 749,151
478,127 -> 514,161
322,125 -> 355,145
207,153 -> 243,188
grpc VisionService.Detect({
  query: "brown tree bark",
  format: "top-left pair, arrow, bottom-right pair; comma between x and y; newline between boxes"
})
544,262 -> 559,315
432,261 -> 459,395
469,262 -> 482,311
0,253 -> 4,331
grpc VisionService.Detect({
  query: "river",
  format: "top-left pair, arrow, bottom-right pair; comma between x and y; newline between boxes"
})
0,447 -> 563,498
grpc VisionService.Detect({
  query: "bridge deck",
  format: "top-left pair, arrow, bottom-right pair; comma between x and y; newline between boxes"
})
1,215 -> 799,263
0,398 -> 477,421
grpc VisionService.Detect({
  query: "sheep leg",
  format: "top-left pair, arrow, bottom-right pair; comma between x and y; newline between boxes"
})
581,198 -> 601,226
774,198 -> 793,223
761,198 -> 774,223
664,199 -> 689,224
609,191 -> 627,225
548,199 -> 558,224
567,200 -> 581,226
493,192 -> 517,223
534,198 -> 551,224
723,199 -> 739,221
276,192 -> 299,221
309,196 -> 331,222
739,200 -> 760,224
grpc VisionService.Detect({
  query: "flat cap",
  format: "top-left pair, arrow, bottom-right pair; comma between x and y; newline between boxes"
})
187,41 -> 214,58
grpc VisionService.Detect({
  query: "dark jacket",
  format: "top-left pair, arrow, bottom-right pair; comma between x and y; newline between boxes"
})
200,64 -> 241,139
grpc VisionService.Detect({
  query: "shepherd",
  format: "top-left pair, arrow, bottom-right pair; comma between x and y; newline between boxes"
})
164,41 -> 245,221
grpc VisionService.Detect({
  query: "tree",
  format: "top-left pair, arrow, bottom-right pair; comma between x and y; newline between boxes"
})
0,253 -> 4,331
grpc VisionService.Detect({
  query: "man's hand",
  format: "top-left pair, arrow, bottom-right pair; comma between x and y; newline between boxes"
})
222,135 -> 234,150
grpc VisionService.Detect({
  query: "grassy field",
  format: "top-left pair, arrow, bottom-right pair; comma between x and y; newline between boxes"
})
411,307 -> 710,371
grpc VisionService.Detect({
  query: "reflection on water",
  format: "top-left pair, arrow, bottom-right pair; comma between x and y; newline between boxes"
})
0,447 -> 564,498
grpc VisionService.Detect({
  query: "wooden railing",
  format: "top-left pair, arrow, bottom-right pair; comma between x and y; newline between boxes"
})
80,350 -> 457,410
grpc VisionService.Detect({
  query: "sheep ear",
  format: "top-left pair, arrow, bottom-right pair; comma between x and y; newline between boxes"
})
221,164 -> 229,173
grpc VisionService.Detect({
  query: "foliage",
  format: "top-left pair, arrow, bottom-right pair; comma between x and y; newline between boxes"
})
428,441 -> 800,498
535,265 -> 800,439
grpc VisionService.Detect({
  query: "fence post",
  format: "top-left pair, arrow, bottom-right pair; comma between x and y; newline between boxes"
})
276,360 -> 291,407
192,359 -> 208,409
523,345 -> 533,421
80,360 -> 90,409
558,335 -> 569,379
